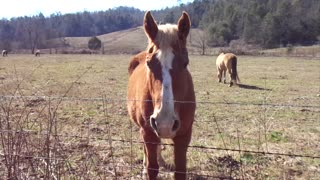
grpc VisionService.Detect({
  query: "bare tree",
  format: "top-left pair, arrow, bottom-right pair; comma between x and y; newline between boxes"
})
15,14 -> 47,54
194,30 -> 208,55
29,14 -> 47,54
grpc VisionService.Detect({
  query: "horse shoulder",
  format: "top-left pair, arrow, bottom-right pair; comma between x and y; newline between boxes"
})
128,51 -> 147,76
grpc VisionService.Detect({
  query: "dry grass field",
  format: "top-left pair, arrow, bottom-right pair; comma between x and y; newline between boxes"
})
46,27 -> 217,55
0,54 -> 319,179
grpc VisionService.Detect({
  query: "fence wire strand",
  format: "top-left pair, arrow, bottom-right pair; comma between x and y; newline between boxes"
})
1,95 -> 319,109
0,129 -> 319,159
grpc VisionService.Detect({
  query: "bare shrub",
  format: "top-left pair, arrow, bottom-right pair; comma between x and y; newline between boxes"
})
0,65 -> 94,179
219,40 -> 261,55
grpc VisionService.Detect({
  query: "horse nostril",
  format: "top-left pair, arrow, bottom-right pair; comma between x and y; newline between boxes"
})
172,120 -> 180,131
150,117 -> 157,130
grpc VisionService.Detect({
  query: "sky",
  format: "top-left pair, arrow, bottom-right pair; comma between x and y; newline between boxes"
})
0,0 -> 194,19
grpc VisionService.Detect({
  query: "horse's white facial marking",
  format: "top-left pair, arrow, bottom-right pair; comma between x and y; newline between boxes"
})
148,24 -> 181,138
157,49 -> 174,110
149,48 -> 178,138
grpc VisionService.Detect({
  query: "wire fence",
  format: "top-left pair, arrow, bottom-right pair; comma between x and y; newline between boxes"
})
0,94 -> 319,179
0,128 -> 319,159
1,95 -> 319,109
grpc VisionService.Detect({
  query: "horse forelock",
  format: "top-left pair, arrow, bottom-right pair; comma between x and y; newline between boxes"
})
152,24 -> 180,69
156,24 -> 178,50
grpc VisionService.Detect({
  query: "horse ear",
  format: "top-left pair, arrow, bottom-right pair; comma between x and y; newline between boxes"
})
177,11 -> 191,40
144,11 -> 158,41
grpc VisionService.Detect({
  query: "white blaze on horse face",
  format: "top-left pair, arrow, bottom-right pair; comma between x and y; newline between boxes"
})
148,24 -> 181,138
157,49 -> 174,110
150,48 -> 179,138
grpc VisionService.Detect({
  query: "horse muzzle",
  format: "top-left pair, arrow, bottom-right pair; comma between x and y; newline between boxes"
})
150,115 -> 180,139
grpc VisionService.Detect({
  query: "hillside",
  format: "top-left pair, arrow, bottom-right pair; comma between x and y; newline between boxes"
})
43,26 -> 320,57
49,27 -> 207,55
97,27 -> 148,54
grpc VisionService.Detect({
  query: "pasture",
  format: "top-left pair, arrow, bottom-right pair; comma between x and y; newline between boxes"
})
0,54 -> 319,179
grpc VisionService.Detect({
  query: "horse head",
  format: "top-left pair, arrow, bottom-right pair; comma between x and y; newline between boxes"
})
143,11 -> 191,138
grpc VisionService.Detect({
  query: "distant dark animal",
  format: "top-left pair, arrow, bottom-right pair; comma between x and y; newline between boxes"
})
2,50 -> 8,57
216,52 -> 240,87
127,11 -> 195,180
35,50 -> 41,56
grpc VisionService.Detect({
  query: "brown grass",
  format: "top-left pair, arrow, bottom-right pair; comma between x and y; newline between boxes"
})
46,28 -> 211,55
0,54 -> 319,179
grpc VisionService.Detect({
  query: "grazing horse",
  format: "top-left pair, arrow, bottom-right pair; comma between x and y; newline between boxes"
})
216,52 -> 240,87
35,50 -> 41,56
2,50 -> 8,57
127,11 -> 195,180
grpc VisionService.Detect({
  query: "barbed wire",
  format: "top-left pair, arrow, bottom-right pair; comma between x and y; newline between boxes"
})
0,153 -> 65,161
1,129 -> 319,159
0,95 -> 319,109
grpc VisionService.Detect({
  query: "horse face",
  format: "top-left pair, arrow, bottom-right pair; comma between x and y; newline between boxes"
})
144,11 -> 190,138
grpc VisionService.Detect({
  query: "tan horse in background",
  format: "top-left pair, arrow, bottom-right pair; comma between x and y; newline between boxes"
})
127,11 -> 195,180
216,52 -> 240,87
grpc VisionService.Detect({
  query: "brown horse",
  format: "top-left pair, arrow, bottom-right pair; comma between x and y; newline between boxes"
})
127,11 -> 195,180
2,50 -> 8,57
216,52 -> 240,87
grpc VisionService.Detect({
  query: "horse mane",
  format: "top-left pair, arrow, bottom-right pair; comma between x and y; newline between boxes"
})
128,51 -> 148,75
156,24 -> 178,50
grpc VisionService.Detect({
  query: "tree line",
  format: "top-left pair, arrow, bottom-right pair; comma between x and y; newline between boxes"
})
0,7 -> 144,52
0,0 -> 319,52
198,0 -> 320,48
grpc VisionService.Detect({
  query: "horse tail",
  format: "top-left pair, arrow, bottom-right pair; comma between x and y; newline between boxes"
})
231,56 -> 240,83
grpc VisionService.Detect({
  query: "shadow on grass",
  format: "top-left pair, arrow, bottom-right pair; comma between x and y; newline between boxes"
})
238,83 -> 272,91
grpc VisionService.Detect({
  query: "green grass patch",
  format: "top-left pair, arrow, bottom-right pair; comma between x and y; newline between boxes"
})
269,131 -> 286,143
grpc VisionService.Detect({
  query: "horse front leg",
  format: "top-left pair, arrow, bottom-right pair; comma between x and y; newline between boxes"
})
173,135 -> 191,180
141,128 -> 160,180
